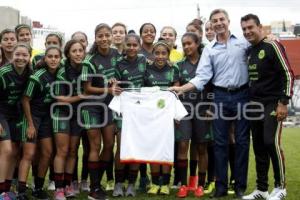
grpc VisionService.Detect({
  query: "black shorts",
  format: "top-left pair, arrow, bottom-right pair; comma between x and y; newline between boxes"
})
80,104 -> 113,130
53,113 -> 84,136
20,114 -> 53,143
0,115 -> 20,142
176,114 -> 213,143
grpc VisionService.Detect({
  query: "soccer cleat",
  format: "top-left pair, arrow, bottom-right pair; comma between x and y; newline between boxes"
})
0,192 -> 11,200
54,188 -> 66,200
147,184 -> 160,195
47,180 -> 55,191
187,176 -> 198,191
194,186 -> 204,197
80,180 -> 90,192
125,184 -> 136,197
32,188 -> 49,200
88,188 -> 107,200
71,181 -> 80,195
243,189 -> 269,199
204,181 -> 215,194
228,180 -> 235,194
268,188 -> 286,200
176,185 -> 188,198
160,185 -> 170,195
112,183 -> 124,197
65,185 -> 76,198
105,180 -> 114,191
16,193 -> 29,200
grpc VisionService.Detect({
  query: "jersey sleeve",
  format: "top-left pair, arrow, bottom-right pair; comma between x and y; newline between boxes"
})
23,76 -> 40,98
172,64 -> 180,83
81,56 -> 96,82
55,69 -> 68,96
269,41 -> 295,98
114,62 -> 122,81
108,95 -> 121,115
174,98 -> 188,121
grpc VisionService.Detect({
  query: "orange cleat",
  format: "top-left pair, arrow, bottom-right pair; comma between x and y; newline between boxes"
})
177,185 -> 188,198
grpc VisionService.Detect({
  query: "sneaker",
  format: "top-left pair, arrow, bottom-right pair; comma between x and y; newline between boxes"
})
80,180 -> 90,192
160,185 -> 170,195
16,193 -> 29,200
187,176 -> 198,191
71,181 -> 80,195
125,184 -> 136,197
47,180 -> 55,191
139,176 -> 150,192
147,184 -> 160,195
105,180 -> 114,191
6,192 -> 17,200
194,186 -> 204,197
243,189 -> 269,200
228,180 -> 235,194
112,183 -> 124,197
65,185 -> 76,198
0,192 -> 11,200
88,188 -> 107,200
268,188 -> 286,200
177,185 -> 188,198
54,188 -> 66,200
32,188 -> 49,200
204,181 -> 215,194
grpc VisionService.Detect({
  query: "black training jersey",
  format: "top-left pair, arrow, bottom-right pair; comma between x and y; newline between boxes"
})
144,61 -> 179,88
248,39 -> 294,103
81,48 -> 120,103
115,54 -> 146,88
56,61 -> 83,113
139,47 -> 155,61
177,57 -> 213,113
24,67 -> 57,116
0,64 -> 31,117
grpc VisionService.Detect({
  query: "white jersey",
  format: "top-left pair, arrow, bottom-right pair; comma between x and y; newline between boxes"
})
109,90 -> 187,165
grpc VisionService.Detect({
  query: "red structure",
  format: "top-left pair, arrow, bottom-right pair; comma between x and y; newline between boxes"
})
280,38 -> 300,79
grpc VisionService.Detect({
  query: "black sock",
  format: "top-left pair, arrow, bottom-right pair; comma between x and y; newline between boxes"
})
17,181 -> 27,193
98,161 -> 109,182
64,173 -> 73,187
198,172 -> 206,187
163,173 -> 171,185
54,173 -> 64,189
88,161 -> 101,191
5,179 -> 12,192
34,177 -> 45,190
0,182 -> 6,193
177,159 -> 188,185
139,164 -> 147,178
49,164 -> 55,181
190,160 -> 198,176
151,172 -> 160,185
114,169 -> 125,183
128,170 -> 138,184
106,155 -> 114,181
72,158 -> 78,181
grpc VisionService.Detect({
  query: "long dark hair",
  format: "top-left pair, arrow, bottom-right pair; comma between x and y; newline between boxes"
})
35,45 -> 62,70
64,39 -> 85,63
88,23 -> 112,55
12,42 -> 33,72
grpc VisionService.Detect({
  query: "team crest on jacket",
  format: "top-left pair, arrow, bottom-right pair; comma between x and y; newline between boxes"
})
157,99 -> 165,109
258,49 -> 265,59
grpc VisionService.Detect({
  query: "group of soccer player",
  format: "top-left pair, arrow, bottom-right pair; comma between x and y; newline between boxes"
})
0,8 -> 293,200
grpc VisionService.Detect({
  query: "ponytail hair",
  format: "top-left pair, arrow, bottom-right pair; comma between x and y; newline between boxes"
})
13,42 -> 33,72
89,23 -> 112,55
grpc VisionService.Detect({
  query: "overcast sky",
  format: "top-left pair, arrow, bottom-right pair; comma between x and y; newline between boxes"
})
1,0 -> 300,43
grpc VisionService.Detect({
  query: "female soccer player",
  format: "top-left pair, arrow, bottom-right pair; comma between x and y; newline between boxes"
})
17,45 -> 62,200
81,23 -> 121,200
160,26 -> 183,63
145,40 -> 179,195
0,43 -> 32,199
112,23 -> 127,55
52,39 -> 86,199
112,33 -> 146,197
0,29 -> 17,66
175,32 -> 213,198
139,23 -> 156,61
